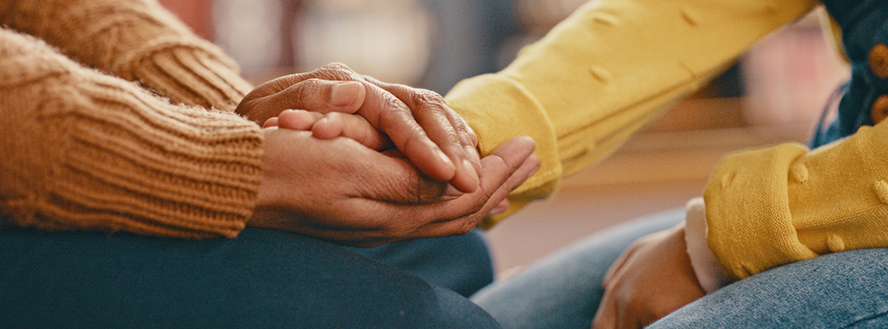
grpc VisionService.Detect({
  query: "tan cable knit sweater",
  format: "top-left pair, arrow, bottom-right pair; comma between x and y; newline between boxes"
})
0,0 -> 264,238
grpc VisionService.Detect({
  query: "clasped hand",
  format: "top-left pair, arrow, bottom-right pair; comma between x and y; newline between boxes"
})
237,64 -> 540,247
236,63 -> 483,193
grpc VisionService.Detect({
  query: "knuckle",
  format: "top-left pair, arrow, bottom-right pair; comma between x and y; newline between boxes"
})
325,62 -> 351,71
382,93 -> 406,111
292,78 -> 323,107
376,99 -> 412,130
470,200 -> 486,214
415,89 -> 445,104
458,217 -> 479,234
316,62 -> 359,81
362,74 -> 383,85
325,111 -> 343,121
413,179 -> 447,203
459,197 -> 487,217
412,90 -> 446,111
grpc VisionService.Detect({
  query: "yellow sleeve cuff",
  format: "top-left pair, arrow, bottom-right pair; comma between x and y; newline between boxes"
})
704,143 -> 818,279
446,75 -> 563,197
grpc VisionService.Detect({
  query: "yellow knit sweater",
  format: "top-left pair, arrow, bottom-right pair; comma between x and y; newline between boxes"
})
0,0 -> 263,238
444,0 -> 884,279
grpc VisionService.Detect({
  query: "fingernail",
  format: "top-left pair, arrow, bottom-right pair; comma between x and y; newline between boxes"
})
438,150 -> 455,170
442,184 -> 462,201
490,201 -> 509,215
527,155 -> 540,177
331,82 -> 362,106
458,131 -> 473,146
463,159 -> 479,186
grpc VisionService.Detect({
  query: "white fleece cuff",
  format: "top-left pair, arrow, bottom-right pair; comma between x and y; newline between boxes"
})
684,197 -> 734,293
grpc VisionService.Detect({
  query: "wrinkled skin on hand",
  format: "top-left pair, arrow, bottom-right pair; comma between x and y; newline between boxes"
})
591,224 -> 705,329
249,127 -> 539,247
264,109 -> 514,217
236,63 -> 482,194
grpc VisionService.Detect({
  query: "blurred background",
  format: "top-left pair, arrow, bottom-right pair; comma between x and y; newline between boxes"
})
158,0 -> 850,275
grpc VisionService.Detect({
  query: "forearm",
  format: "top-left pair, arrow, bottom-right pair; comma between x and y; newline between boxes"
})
446,0 -> 817,227
704,122 -> 888,278
703,0 -> 888,279
0,0 -> 253,112
0,29 -> 264,238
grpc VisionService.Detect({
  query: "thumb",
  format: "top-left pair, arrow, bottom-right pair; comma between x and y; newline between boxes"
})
252,80 -> 367,123
278,79 -> 366,113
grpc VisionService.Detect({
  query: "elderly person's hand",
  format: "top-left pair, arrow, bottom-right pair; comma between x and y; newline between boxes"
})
248,127 -> 539,247
236,63 -> 482,194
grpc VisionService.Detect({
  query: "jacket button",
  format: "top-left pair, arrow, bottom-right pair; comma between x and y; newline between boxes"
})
872,95 -> 888,124
870,44 -> 888,79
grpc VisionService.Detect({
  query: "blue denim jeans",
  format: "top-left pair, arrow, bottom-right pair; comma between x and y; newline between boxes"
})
471,209 -> 888,328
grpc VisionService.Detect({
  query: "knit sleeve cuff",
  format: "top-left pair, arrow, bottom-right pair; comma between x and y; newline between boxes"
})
703,143 -> 818,279
2,0 -> 254,113
446,75 -> 562,228
0,29 -> 264,238
49,83 -> 266,238
123,42 -> 255,113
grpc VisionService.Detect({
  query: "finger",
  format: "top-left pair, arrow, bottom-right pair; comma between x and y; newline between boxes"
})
364,76 -> 478,148
406,91 -> 480,193
277,109 -> 324,131
358,82 -> 462,188
262,79 -> 366,121
591,290 -> 618,329
411,152 -> 540,239
263,117 -> 279,128
364,77 -> 481,192
603,232 -> 661,285
399,136 -> 538,238
309,136 -> 536,243
237,63 -> 372,122
603,242 -> 636,285
433,136 -> 535,218
348,148 -> 452,205
262,67 -> 473,192
489,199 -> 510,216
441,184 -> 464,201
311,112 -> 391,150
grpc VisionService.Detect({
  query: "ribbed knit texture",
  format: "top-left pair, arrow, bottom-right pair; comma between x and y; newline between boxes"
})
0,28 -> 264,238
0,0 -> 254,113
445,0 -> 819,228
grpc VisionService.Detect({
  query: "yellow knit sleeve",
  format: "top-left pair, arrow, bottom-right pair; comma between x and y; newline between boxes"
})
445,0 -> 818,227
705,122 -> 888,279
